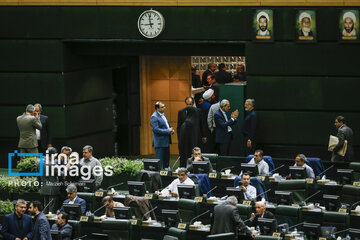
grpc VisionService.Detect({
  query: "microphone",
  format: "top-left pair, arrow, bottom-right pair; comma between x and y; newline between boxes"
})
288,222 -> 305,230
171,156 -> 180,171
190,210 -> 210,224
220,166 -> 235,173
106,182 -> 124,191
43,198 -> 55,213
142,206 -> 158,220
93,203 -> 108,216
206,186 -> 218,197
351,200 -> 360,209
332,228 -> 350,236
272,165 -> 285,173
243,214 -> 258,223
73,235 -> 88,240
254,189 -> 271,200
301,190 -> 321,205
316,165 -> 334,179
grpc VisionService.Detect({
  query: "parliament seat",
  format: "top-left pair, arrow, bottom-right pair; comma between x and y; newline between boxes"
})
162,227 -> 187,240
202,153 -> 218,171
275,205 -> 302,227
206,232 -> 235,239
177,199 -> 200,223
349,162 -> 360,181
322,212 -> 349,231
77,192 -> 96,212
68,220 -> 82,239
341,185 -> 360,205
101,219 -> 132,240
246,155 -> 275,173
237,204 -> 252,220
277,179 -> 307,203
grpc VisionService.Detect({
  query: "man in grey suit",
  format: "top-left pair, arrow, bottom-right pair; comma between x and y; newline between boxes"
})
211,196 -> 254,237
28,201 -> 52,240
16,104 -> 42,153
331,116 -> 354,162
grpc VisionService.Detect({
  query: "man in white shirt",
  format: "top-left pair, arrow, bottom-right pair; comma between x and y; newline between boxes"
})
240,173 -> 257,201
248,149 -> 269,176
158,168 -> 194,197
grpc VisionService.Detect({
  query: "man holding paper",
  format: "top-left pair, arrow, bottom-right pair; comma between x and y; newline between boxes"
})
330,116 -> 354,162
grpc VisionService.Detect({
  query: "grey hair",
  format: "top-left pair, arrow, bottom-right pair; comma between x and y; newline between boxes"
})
61,146 -> 72,153
220,99 -> 229,108
245,99 -> 255,107
83,145 -> 93,153
34,103 -> 42,112
66,184 -> 77,193
15,199 -> 27,206
296,154 -> 307,162
177,168 -> 188,174
255,201 -> 266,207
226,196 -> 238,205
26,104 -> 35,113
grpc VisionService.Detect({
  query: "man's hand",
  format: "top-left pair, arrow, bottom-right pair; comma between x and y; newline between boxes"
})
250,212 -> 255,220
203,85 -> 210,90
169,127 -> 175,134
247,139 -> 252,148
170,192 -> 178,197
231,109 -> 239,119
251,233 -> 256,238
240,185 -> 247,192
194,156 -> 201,162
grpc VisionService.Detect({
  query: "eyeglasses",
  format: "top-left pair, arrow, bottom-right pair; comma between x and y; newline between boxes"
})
178,173 -> 186,177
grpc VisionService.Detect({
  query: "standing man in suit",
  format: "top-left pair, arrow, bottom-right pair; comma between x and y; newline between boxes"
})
34,103 -> 52,153
331,116 -> 354,162
1,199 -> 33,240
202,63 -> 216,86
150,101 -> 174,169
211,196 -> 254,237
28,201 -> 52,240
214,99 -> 239,156
58,184 -> 87,215
241,99 -> 257,156
16,104 -> 42,153
207,74 -> 220,103
247,201 -> 276,228
215,63 -> 232,84
51,212 -> 72,240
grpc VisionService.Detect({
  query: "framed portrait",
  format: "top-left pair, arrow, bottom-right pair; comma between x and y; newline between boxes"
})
339,9 -> 359,42
252,9 -> 274,42
296,9 -> 317,42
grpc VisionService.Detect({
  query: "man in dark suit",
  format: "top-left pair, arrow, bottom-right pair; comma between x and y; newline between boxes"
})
201,63 -> 216,86
241,99 -> 257,156
59,184 -> 87,215
331,116 -> 354,162
1,199 -> 33,240
247,201 -> 276,229
150,101 -> 174,169
34,103 -> 52,153
192,65 -> 203,107
214,99 -> 239,156
211,196 -> 254,237
215,63 -> 232,84
207,74 -> 220,102
51,212 -> 72,240
28,201 -> 52,240
186,147 -> 213,173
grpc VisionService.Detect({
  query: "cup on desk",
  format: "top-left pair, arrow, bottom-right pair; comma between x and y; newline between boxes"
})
225,169 -> 231,175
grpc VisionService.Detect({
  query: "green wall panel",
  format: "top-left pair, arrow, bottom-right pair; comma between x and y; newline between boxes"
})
246,42 -> 360,76
0,106 -> 66,138
0,40 -> 63,72
247,76 -> 360,111
256,111 -> 360,145
0,73 -> 65,105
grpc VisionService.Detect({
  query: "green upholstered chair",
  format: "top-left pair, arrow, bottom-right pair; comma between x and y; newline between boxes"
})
254,236 -> 282,240
177,199 -> 200,223
202,153 -> 218,171
341,184 -> 360,205
77,192 -> 97,213
68,220 -> 82,239
349,162 -> 360,181
206,232 -> 236,239
237,203 -> 252,220
101,219 -> 132,240
275,205 -> 302,227
277,179 -> 307,203
322,212 -> 349,231
162,227 -> 187,240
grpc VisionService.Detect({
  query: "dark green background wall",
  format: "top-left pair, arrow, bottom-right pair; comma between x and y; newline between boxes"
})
0,6 -> 358,166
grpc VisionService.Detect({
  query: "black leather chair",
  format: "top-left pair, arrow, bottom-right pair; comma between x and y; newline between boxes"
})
77,192 -> 96,213
177,199 -> 200,223
101,219 -> 132,240
162,227 -> 186,240
202,153 -> 218,171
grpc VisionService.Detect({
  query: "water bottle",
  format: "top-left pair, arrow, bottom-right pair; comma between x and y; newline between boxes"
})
346,234 -> 351,240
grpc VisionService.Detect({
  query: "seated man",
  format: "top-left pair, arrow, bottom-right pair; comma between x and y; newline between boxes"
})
247,201 -> 276,228
102,196 -> 125,218
238,173 -> 257,201
59,184 -> 87,215
248,149 -> 269,176
186,147 -> 213,173
1,199 -> 33,240
51,212 -> 72,240
290,154 -> 315,179
158,168 -> 195,197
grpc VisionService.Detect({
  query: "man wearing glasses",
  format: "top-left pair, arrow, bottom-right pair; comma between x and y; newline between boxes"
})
157,168 -> 194,197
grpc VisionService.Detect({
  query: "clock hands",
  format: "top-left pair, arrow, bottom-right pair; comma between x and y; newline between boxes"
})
147,13 -> 154,28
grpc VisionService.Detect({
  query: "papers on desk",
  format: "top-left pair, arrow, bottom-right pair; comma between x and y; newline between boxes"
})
328,135 -> 347,156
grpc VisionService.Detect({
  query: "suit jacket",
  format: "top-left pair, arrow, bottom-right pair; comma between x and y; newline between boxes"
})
333,124 -> 354,161
241,110 -> 257,141
32,212 -> 52,240
210,83 -> 220,102
211,202 -> 252,236
59,197 -> 87,215
39,114 -> 52,149
247,210 -> 276,228
214,109 -> 236,143
1,213 -> 33,240
186,156 -> 213,173
51,223 -> 72,240
215,69 -> 232,84
201,69 -> 213,86
150,111 -> 172,148
37,160 -> 60,196
17,112 -> 42,148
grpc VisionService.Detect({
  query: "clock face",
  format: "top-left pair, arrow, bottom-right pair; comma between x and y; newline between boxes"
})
138,10 -> 165,39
